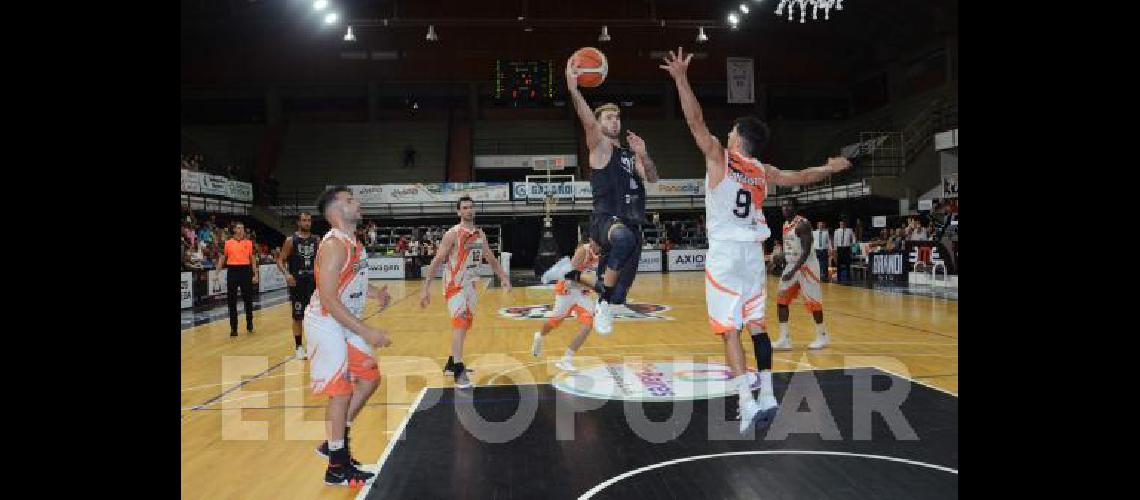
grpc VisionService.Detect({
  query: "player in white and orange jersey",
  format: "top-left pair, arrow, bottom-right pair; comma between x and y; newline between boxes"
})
305,186 -> 393,488
532,231 -> 601,372
773,197 -> 831,351
661,46 -> 849,433
419,195 -> 512,389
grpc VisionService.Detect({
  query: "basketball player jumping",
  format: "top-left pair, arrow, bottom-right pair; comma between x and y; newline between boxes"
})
660,47 -> 849,432
306,186 -> 393,487
566,56 -> 660,335
532,229 -> 600,372
276,212 -> 319,359
420,195 -> 512,389
772,197 -> 832,351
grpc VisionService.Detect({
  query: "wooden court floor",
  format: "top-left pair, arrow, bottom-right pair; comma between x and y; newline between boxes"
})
180,272 -> 958,499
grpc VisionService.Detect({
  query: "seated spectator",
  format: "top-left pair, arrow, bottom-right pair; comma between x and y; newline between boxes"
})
183,249 -> 204,271
868,229 -> 890,252
202,246 -> 217,269
197,222 -> 213,245
182,221 -> 197,248
396,236 -> 409,255
888,228 -> 907,251
908,218 -> 930,241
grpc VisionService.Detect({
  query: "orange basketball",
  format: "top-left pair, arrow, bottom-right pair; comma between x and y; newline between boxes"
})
571,47 -> 608,88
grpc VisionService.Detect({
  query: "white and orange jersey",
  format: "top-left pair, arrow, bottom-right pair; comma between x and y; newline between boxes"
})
555,244 -> 599,295
705,149 -> 771,243
444,224 -> 485,292
307,228 -> 369,319
782,215 -> 813,265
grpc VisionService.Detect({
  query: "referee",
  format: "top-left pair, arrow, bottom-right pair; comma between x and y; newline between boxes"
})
219,221 -> 258,337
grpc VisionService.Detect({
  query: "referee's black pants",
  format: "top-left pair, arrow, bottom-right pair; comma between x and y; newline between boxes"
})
226,265 -> 255,333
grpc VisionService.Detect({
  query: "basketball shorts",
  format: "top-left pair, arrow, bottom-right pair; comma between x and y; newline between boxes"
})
289,274 -> 315,321
446,280 -> 478,329
705,239 -> 768,335
547,285 -> 595,329
304,313 -> 380,397
776,259 -> 823,312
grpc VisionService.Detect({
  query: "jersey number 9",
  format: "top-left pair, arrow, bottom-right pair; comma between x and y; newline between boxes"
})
733,189 -> 751,218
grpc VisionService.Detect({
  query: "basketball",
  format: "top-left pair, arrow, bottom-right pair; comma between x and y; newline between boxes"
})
571,47 -> 608,88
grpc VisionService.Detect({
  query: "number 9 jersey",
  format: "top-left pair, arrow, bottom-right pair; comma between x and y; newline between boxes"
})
705,150 -> 771,243
703,149 -> 772,336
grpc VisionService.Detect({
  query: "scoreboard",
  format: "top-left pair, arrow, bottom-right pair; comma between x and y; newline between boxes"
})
494,60 -> 555,107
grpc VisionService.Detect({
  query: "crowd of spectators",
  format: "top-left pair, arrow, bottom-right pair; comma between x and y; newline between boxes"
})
181,210 -> 279,272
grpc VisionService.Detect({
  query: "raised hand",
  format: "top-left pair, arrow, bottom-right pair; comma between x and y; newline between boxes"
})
658,46 -> 694,79
626,130 -> 648,156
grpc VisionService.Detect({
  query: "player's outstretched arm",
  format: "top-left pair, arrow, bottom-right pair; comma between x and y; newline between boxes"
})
566,58 -> 605,151
766,157 -> 852,186
660,47 -> 721,163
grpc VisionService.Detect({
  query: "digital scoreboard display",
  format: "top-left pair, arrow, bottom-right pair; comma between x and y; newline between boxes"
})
494,60 -> 555,107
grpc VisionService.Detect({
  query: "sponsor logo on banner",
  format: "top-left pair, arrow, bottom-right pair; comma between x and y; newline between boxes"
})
638,251 -> 663,272
513,179 -> 704,199
646,179 -> 705,197
181,272 -> 193,308
228,181 -> 253,202
667,249 -> 706,271
870,251 -> 908,283
512,181 -> 593,200
390,186 -> 424,202
181,170 -> 203,193
259,264 -> 287,292
208,270 -> 227,297
346,183 -> 510,204
349,185 -> 387,204
430,183 -> 510,202
498,302 -> 672,321
368,257 -> 405,279
182,170 -> 251,202
201,174 -> 230,197
907,243 -> 942,266
552,362 -> 757,401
